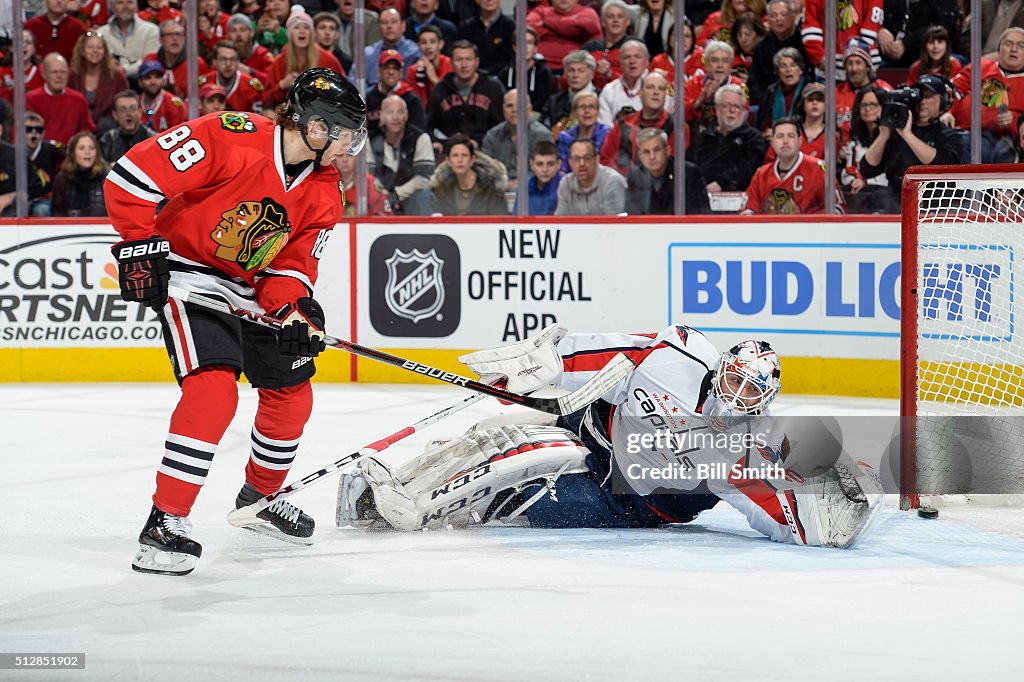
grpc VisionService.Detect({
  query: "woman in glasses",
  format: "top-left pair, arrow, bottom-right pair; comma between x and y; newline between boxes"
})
69,30 -> 129,136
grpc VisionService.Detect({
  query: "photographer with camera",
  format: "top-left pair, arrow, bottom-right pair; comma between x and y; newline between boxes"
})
859,75 -> 962,213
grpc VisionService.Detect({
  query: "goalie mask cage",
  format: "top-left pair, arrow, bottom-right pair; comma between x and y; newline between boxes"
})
901,165 -> 1024,510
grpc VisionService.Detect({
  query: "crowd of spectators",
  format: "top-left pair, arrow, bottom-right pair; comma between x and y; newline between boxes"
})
0,0 -> 1018,218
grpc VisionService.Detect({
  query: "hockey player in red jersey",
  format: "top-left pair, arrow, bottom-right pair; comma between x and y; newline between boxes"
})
106,68 -> 367,576
742,116 -> 844,214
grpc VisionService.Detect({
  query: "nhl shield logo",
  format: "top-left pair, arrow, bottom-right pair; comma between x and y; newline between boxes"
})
384,249 -> 445,323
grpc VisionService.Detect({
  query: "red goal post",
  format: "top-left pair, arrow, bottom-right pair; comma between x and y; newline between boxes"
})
901,165 -> 1024,509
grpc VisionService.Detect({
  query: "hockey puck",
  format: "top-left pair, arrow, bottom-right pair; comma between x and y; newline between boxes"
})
918,506 -> 939,519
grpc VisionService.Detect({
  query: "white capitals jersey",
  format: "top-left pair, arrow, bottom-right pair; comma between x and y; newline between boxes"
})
554,325 -> 806,545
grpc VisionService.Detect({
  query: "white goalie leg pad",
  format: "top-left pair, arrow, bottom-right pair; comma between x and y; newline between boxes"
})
457,324 -> 567,394
362,424 -> 591,531
777,462 -> 884,549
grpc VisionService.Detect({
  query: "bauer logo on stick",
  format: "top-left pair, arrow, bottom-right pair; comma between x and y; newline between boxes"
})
369,234 -> 460,337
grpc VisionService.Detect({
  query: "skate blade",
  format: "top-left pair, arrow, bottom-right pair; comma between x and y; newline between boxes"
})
131,544 -> 197,576
238,521 -> 315,546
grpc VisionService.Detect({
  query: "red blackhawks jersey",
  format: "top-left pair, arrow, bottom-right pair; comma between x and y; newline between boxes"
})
199,71 -> 266,113
140,90 -> 188,133
742,153 -> 843,215
105,113 -> 343,315
802,0 -> 883,74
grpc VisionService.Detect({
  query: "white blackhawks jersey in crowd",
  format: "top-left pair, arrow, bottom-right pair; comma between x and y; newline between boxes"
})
553,324 -> 808,545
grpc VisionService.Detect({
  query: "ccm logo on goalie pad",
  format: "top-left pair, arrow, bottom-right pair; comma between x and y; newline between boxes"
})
422,486 -> 493,526
117,241 -> 170,260
431,464 -> 491,500
401,361 -> 470,386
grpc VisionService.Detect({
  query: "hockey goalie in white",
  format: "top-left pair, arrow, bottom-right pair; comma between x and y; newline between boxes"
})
339,324 -> 884,548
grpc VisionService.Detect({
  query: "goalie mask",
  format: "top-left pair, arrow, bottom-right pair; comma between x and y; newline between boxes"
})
288,68 -> 368,164
704,340 -> 781,429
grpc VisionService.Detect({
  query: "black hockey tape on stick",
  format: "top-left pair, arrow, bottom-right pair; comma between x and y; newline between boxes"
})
169,289 -> 635,416
227,391 -> 487,527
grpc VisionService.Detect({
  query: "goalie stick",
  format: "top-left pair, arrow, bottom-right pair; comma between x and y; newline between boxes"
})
227,391 -> 487,528
169,288 -> 634,416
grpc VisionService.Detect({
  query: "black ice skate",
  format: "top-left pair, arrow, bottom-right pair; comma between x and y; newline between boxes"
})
132,505 -> 203,576
233,482 -> 315,546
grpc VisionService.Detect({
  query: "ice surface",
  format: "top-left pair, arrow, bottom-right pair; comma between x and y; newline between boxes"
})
2,384 -> 1023,681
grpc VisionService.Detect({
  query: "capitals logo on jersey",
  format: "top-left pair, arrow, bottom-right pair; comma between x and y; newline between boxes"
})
210,197 -> 292,271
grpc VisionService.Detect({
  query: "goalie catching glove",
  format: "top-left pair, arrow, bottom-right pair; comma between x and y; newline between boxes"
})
273,297 -> 326,357
459,324 -> 567,396
111,236 -> 170,311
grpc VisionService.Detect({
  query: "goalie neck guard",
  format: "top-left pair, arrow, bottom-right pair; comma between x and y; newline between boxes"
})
288,68 -> 368,164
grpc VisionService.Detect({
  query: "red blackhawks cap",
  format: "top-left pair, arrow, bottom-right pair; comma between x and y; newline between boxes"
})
379,49 -> 403,68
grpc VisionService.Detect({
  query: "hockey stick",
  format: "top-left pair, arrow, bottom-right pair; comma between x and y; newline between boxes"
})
226,391 -> 487,528
170,289 -> 634,417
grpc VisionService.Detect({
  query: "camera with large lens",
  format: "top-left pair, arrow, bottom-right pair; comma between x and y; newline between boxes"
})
879,86 -> 923,128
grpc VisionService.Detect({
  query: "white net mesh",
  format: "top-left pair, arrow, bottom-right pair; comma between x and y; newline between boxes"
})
913,179 -> 1024,498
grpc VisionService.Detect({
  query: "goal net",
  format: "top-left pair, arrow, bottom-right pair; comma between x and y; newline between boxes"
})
901,165 -> 1024,509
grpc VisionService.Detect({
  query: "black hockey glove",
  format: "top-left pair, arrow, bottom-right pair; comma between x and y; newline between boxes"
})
274,297 -> 327,357
111,236 -> 171,311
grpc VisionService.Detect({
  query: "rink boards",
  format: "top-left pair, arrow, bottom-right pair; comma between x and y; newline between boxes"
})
0,216 -> 905,396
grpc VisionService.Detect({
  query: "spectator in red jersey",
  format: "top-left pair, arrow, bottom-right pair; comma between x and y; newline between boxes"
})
68,30 -> 129,136
138,0 -> 181,26
730,12 -> 765,82
198,83 -> 229,115
102,0 -> 160,79
456,0 -> 516,77
742,117 -> 841,214
907,25 -> 962,85
841,84 -> 888,213
25,0 -> 87,63
51,130 -> 109,216
198,0 -> 231,57
835,38 -> 892,137
75,0 -> 111,29
546,49 -> 597,136
264,6 -> 345,106
949,27 -> 1024,165
599,39 -> 651,125
528,0 -> 602,72
794,82 -> 828,158
228,13 -> 274,83
582,0 -> 636,90
878,0 -> 959,67
748,0 -> 813,106
200,41 -> 266,114
701,0 -> 765,47
144,20 -> 209,100
137,59 -> 187,132
406,24 -> 452,107
802,0 -> 883,80
334,143 -> 394,215
635,0 -> 675,57
600,72 -> 675,176
0,30 -> 46,102
26,52 -> 96,145
685,39 -> 745,135
314,12 -> 352,74
497,26 -> 552,120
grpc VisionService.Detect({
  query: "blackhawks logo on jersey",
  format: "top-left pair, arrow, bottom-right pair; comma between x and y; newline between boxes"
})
211,197 -> 292,271
981,78 -> 1008,108
218,112 -> 257,133
766,188 -> 799,215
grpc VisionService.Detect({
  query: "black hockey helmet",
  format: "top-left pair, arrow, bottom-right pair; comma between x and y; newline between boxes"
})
288,68 -> 368,162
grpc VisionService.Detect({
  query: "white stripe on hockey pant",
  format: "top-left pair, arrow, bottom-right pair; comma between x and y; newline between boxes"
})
165,297 -> 199,375
159,433 -> 217,486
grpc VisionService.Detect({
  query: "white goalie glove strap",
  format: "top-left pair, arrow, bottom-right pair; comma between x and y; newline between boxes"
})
458,324 -> 568,394
776,462 -> 884,549
361,423 -> 590,531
